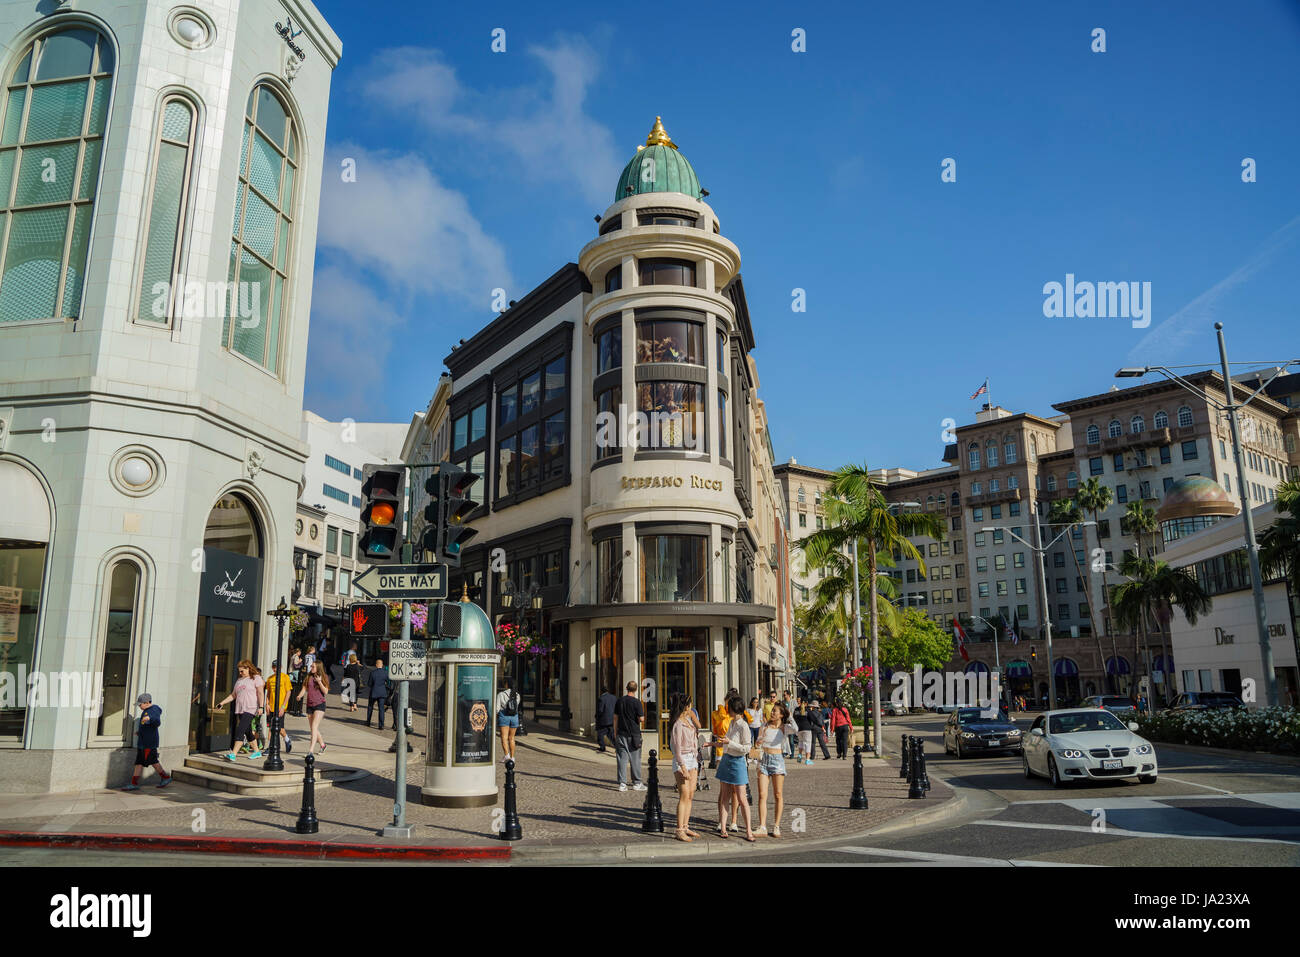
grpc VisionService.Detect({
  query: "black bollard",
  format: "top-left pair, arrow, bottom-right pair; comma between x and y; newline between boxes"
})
642,750 -> 665,833
498,758 -> 523,841
907,738 -> 925,799
849,745 -> 869,809
900,734 -> 912,779
918,739 -> 931,792
295,753 -> 320,833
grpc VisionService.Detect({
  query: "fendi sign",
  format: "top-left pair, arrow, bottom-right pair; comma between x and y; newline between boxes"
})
621,474 -> 724,492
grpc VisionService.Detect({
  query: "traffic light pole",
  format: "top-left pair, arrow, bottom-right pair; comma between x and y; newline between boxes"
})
384,600 -> 412,838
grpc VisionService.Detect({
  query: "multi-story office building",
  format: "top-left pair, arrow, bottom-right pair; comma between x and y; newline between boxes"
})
774,460 -> 834,606
0,1 -> 339,790
437,118 -> 782,754
299,411 -> 408,623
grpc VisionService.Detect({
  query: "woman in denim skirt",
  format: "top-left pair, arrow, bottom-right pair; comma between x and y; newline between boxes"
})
715,694 -> 756,842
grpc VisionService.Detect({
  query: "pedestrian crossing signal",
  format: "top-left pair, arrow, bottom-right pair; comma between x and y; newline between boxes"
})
349,602 -> 388,638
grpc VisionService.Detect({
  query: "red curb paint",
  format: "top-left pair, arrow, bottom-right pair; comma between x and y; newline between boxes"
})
0,830 -> 509,861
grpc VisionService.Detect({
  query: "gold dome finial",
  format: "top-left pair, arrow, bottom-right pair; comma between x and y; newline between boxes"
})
460,582 -> 470,602
644,116 -> 677,150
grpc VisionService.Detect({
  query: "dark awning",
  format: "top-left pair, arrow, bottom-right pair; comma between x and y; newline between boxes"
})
551,601 -> 776,625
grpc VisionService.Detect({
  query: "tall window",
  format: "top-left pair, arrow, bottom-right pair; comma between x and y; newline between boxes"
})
636,318 -> 703,364
639,533 -> 707,602
1086,425 -> 1100,445
717,391 -> 728,459
1154,410 -> 1168,429
1108,419 -> 1122,438
225,84 -> 297,373
1130,414 -> 1145,434
496,348 -> 568,502
1177,406 -> 1193,428
1004,439 -> 1017,464
968,444 -> 980,470
986,442 -> 999,467
136,96 -> 197,323
97,559 -> 140,739
637,382 -> 705,450
596,537 -> 622,603
604,264 -> 621,293
595,322 -> 621,374
0,27 -> 113,321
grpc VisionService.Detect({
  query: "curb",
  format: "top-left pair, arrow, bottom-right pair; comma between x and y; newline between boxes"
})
0,830 -> 509,861
1151,742 -> 1300,767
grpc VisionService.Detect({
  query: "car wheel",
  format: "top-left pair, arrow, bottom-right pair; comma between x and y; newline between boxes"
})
1139,773 -> 1157,784
1022,751 -> 1034,779
1048,755 -> 1065,788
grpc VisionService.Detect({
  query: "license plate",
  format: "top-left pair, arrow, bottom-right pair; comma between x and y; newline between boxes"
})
987,739 -> 1000,747
1103,759 -> 1121,770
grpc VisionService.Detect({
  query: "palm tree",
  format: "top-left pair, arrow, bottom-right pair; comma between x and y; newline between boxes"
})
1076,477 -> 1116,685
795,530 -> 903,654
1111,555 -> 1213,709
799,463 -> 945,753
1259,478 -> 1300,599
1046,497 -> 1108,688
1122,501 -> 1158,693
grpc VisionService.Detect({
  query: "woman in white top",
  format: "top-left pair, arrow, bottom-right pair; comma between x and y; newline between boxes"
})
669,693 -> 702,842
753,703 -> 798,837
714,694 -> 756,841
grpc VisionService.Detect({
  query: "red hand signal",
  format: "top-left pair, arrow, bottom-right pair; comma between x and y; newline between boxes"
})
353,607 -> 368,632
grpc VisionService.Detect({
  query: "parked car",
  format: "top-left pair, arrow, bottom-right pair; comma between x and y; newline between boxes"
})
942,707 -> 1022,758
1022,708 -> 1158,787
885,700 -> 910,716
1080,695 -> 1140,719
1168,692 -> 1245,712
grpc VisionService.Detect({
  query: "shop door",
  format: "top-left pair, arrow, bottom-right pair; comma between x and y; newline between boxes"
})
189,618 -> 243,753
656,654 -> 694,756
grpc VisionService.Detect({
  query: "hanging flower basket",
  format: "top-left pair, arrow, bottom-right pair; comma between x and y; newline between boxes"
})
289,608 -> 309,633
495,621 -> 544,657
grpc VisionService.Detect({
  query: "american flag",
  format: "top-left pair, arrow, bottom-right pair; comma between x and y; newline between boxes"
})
1008,611 -> 1020,645
970,379 -> 988,400
953,621 -> 970,662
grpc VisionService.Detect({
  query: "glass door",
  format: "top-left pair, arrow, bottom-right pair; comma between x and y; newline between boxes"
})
189,618 -> 243,752
656,653 -> 694,756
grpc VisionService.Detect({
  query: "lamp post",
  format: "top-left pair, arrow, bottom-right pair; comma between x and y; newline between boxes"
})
264,596 -> 293,771
983,516 -> 1094,711
1116,327 -> 1298,707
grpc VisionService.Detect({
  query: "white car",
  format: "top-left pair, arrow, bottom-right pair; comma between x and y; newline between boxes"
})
1021,708 -> 1158,787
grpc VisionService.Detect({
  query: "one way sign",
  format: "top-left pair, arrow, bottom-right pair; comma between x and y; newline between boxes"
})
352,564 -> 448,601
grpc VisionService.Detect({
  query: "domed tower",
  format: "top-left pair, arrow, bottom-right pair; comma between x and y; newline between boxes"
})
1156,476 -> 1239,545
576,114 -> 753,613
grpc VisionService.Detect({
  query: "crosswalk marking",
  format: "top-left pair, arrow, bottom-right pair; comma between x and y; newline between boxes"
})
971,818 -> 1300,845
832,846 -> 1094,866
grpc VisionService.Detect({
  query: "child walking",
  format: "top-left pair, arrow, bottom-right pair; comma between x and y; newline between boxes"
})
124,693 -> 172,790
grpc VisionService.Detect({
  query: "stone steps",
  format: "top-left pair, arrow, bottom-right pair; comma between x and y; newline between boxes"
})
172,753 -> 367,796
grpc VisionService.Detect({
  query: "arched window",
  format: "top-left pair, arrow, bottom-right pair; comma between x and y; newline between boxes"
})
1046,475 -> 1057,492
1177,406 -> 1192,428
96,559 -> 142,740
926,495 -> 934,509
136,95 -> 198,324
0,26 -> 114,322
1067,470 -> 1079,489
968,443 -> 980,470
1086,425 -> 1100,445
1004,438 -> 1017,464
986,442 -> 999,468
1130,414 -> 1144,435
1108,420 -> 1122,439
1154,410 -> 1168,429
225,83 -> 298,373
950,491 -> 959,507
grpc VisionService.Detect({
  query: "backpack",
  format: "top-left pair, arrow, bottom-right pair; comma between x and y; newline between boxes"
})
501,690 -> 518,717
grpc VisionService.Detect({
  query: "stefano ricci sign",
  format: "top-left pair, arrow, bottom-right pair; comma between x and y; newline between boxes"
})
199,548 -> 262,621
276,15 -> 307,60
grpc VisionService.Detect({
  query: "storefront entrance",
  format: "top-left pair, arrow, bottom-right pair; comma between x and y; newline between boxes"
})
188,494 -> 262,753
656,653 -> 695,755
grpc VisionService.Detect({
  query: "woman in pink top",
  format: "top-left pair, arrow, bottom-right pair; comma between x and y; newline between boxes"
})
668,693 -> 702,842
296,661 -> 331,755
217,660 -> 264,762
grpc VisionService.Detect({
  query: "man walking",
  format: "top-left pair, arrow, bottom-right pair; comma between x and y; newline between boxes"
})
366,658 -> 390,729
782,690 -> 797,757
595,686 -> 618,753
808,698 -> 832,761
265,659 -> 294,753
612,680 -> 646,791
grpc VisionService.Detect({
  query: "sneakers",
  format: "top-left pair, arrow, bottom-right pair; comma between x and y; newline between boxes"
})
223,752 -> 238,762
632,783 -> 647,792
284,736 -> 292,753
123,783 -> 139,791
729,822 -> 739,832
156,776 -> 172,789
772,825 -> 781,838
247,750 -> 264,760
618,783 -> 629,792
753,825 -> 768,836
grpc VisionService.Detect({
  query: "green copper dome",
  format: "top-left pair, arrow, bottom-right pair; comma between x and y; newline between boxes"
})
428,597 -> 498,652
614,117 -> 702,202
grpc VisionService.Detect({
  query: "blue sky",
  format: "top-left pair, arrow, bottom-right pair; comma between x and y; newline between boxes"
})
305,0 -> 1300,472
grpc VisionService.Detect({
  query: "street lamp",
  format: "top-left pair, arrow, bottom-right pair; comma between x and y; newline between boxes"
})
1116,323 -> 1299,707
983,518 -> 1095,711
968,614 -> 1000,671
264,596 -> 292,772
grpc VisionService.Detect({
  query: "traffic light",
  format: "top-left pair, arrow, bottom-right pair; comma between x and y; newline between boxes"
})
359,464 -> 405,564
419,470 -> 441,559
349,602 -> 388,638
435,601 -> 462,639
437,463 -> 479,567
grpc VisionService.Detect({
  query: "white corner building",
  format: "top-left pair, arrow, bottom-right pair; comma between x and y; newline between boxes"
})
0,0 -> 340,791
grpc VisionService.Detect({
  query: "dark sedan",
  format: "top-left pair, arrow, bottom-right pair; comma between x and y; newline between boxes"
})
943,707 -> 1023,758
1080,695 -> 1140,719
1169,692 -> 1245,712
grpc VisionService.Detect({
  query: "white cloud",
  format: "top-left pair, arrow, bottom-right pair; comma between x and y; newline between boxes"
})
303,265 -> 404,419
358,36 -> 621,205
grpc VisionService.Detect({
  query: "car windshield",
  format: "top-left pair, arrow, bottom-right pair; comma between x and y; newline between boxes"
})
1203,694 -> 1240,705
1102,697 -> 1133,708
957,709 -> 997,724
1049,711 -> 1127,734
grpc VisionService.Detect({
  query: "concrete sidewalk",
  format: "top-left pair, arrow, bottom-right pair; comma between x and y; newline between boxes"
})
0,701 -> 958,862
